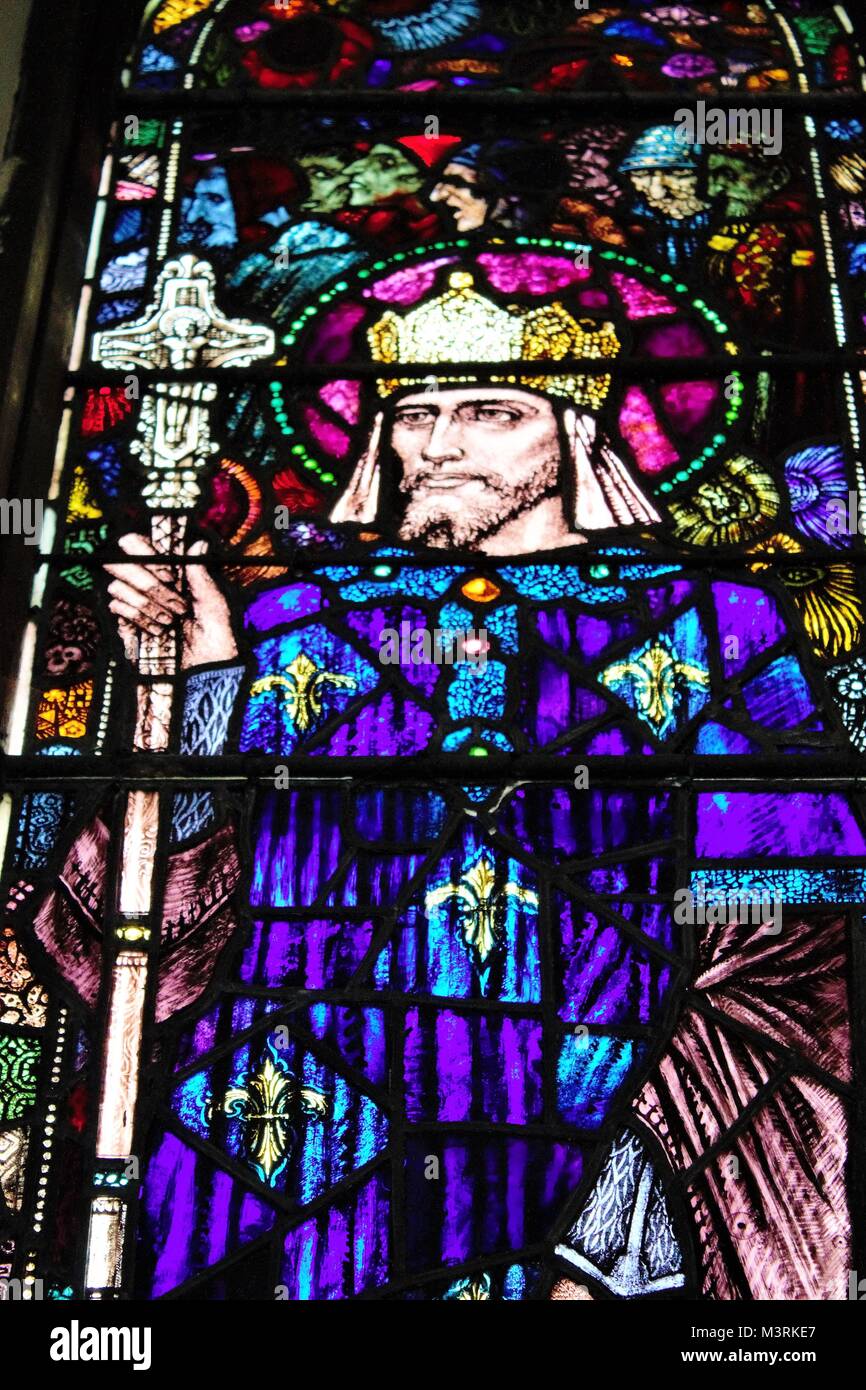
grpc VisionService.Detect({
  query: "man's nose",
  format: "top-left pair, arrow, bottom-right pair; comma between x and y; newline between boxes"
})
422,412 -> 464,464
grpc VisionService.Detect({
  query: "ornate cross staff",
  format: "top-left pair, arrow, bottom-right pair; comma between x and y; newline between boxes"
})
85,256 -> 274,1294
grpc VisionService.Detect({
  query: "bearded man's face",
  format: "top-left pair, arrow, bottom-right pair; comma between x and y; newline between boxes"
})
390,387 -> 562,549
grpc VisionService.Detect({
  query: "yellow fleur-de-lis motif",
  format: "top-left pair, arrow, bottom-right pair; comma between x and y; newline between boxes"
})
250,652 -> 357,732
425,857 -> 538,965
600,641 -> 710,736
215,1047 -> 328,1186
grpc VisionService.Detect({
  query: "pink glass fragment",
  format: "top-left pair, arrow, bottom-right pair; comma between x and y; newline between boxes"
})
610,272 -> 677,320
478,252 -> 591,294
304,407 -> 350,459
578,290 -> 609,308
642,320 -> 709,359
234,21 -> 270,43
366,258 -> 456,306
307,304 -> 366,364
619,387 -> 679,474
320,379 -> 361,426
658,379 -> 718,435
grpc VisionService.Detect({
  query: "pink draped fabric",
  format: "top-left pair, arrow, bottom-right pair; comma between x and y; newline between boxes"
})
633,913 -> 851,1299
33,815 -> 241,1022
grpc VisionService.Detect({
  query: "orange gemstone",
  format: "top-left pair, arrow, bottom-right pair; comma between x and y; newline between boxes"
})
461,577 -> 501,604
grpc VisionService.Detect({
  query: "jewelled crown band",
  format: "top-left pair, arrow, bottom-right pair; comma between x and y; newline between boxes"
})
367,270 -> 620,410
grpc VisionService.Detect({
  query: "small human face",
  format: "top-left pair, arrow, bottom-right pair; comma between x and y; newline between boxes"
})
183,167 -> 238,247
707,153 -> 782,217
429,164 -> 490,231
629,167 -> 706,219
344,143 -> 421,206
299,154 -> 350,212
391,387 -> 562,549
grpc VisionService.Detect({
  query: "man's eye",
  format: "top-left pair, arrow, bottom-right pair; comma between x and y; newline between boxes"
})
473,408 -> 520,422
395,410 -> 434,425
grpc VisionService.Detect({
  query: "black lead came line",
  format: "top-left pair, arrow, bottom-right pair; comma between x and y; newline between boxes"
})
3,752 -> 866,786
66,354 -> 866,385
115,88 -> 866,114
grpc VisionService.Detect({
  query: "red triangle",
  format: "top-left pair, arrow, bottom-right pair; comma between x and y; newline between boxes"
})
398,133 -> 463,169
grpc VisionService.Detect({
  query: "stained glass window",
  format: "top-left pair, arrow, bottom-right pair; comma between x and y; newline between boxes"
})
3,0 -> 866,1309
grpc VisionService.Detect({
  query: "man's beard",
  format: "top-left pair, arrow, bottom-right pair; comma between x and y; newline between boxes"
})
397,454 -> 560,549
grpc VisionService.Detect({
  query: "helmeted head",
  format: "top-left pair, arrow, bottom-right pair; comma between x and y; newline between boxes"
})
621,124 -> 707,220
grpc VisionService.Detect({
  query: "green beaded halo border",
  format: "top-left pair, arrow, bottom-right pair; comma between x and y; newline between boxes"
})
268,235 -> 743,497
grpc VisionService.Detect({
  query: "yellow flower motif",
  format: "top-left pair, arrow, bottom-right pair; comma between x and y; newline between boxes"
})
749,533 -> 863,658
782,564 -> 863,659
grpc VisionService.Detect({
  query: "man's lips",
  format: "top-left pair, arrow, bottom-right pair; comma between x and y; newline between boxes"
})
407,473 -> 490,491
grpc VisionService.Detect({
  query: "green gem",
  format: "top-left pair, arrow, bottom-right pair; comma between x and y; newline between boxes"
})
589,564 -> 610,579
292,445 -> 305,456
320,472 -> 335,484
373,564 -> 392,578
468,746 -> 489,758
660,482 -> 673,493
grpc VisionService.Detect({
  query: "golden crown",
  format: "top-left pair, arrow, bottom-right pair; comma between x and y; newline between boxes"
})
368,270 -> 620,409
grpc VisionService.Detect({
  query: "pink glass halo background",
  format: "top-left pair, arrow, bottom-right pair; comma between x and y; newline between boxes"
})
267,237 -> 744,504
